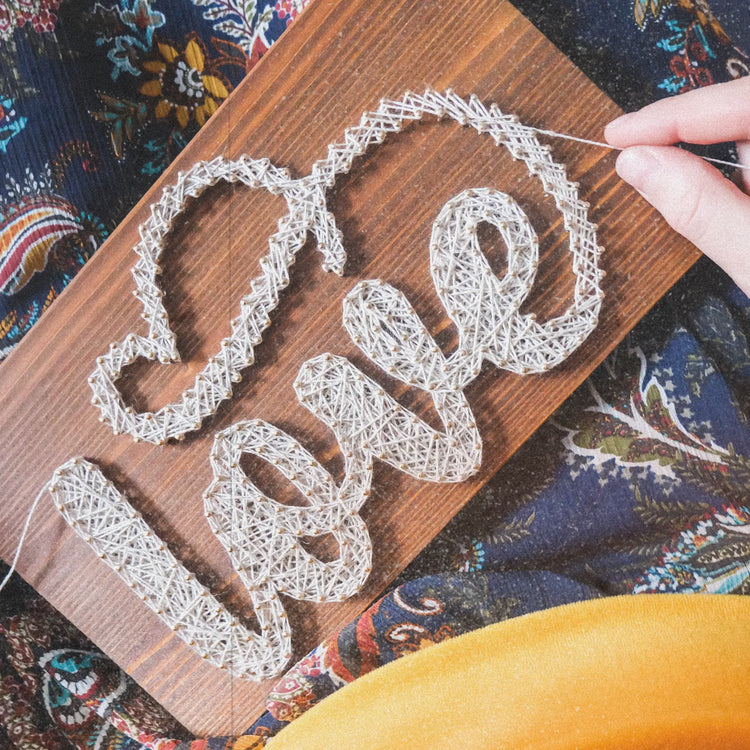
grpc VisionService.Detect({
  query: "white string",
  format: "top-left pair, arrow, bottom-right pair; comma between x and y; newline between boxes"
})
0,483 -> 52,594
527,125 -> 750,172
10,89 -> 604,679
87,89 -> 603,447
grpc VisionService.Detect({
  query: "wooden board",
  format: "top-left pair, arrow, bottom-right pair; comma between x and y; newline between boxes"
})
0,0 -> 700,737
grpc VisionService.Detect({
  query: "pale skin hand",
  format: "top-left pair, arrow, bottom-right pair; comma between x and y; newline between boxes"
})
604,75 -> 750,296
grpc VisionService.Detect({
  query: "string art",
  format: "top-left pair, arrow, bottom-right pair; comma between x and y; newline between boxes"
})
46,89 -> 604,679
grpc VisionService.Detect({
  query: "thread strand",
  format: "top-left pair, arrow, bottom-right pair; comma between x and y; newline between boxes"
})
527,125 -> 750,171
0,484 -> 51,594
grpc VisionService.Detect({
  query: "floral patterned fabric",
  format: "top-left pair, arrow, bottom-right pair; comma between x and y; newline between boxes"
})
0,0 -> 307,359
1,0 -> 750,748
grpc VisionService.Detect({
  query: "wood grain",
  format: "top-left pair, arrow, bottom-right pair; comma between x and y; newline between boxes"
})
0,0 -> 699,737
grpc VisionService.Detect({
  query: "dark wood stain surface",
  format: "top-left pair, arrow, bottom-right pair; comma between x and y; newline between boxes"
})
0,0 -> 699,736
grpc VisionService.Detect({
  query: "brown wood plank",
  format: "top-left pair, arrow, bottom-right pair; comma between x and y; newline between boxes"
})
0,0 -> 699,737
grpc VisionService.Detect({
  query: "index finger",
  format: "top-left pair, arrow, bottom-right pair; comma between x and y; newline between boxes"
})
605,76 -> 750,148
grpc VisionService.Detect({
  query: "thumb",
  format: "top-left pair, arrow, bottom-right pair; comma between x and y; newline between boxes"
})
615,145 -> 750,296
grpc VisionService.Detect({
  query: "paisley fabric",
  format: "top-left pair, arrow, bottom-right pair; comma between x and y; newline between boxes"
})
0,572 -> 187,749
1,0 -> 750,748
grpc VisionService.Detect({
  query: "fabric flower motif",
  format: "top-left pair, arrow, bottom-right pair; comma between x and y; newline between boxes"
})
453,538 -> 486,572
274,0 -> 304,21
0,96 -> 27,153
107,35 -> 148,79
119,0 -> 165,45
139,34 -> 230,127
0,0 -> 59,40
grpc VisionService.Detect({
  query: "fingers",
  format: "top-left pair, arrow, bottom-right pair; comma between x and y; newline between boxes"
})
615,145 -> 750,296
606,81 -> 750,296
605,77 -> 750,147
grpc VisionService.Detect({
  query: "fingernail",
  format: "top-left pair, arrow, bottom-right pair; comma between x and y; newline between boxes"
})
615,146 -> 663,200
604,112 -> 636,143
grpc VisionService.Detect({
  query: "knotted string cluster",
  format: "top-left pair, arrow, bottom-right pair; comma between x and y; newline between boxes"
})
49,89 -> 604,679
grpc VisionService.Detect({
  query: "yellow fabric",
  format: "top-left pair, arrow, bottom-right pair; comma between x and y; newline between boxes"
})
266,594 -> 750,749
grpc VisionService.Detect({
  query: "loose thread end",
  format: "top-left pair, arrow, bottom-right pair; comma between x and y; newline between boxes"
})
0,481 -> 54,595
527,124 -> 750,172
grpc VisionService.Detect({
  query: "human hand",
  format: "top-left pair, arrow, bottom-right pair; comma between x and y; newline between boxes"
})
605,76 -> 750,296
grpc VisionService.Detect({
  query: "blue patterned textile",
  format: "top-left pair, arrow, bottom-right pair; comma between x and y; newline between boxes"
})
0,0 -> 307,358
